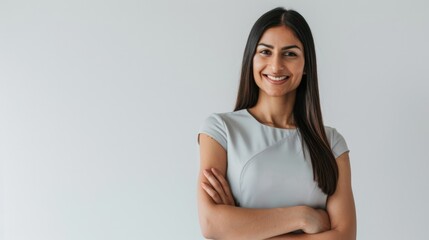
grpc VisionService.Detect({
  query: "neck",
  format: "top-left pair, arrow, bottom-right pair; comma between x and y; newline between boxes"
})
248,90 -> 296,129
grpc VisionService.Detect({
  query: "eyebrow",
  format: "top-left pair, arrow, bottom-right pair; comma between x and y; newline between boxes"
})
257,43 -> 301,50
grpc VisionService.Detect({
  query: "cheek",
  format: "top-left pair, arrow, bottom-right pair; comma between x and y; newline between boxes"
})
252,56 -> 264,75
298,59 -> 305,73
291,61 -> 305,75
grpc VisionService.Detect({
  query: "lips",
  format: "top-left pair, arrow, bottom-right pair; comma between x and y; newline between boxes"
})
263,74 -> 290,85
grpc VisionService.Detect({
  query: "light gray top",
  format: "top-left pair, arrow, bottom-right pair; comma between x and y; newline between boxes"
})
198,109 -> 349,209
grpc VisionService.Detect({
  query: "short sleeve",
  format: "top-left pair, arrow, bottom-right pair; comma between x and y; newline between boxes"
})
328,127 -> 350,159
197,113 -> 227,150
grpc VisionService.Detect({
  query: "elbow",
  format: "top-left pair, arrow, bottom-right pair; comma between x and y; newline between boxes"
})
199,213 -> 219,239
330,226 -> 356,240
199,205 -> 230,239
338,231 -> 356,240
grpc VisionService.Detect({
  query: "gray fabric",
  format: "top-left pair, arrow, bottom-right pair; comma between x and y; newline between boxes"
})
197,109 -> 350,209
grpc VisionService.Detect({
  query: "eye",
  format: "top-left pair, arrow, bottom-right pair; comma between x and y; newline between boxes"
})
259,49 -> 271,56
283,51 -> 297,57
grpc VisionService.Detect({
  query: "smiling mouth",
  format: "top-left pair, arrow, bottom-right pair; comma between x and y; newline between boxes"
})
263,74 -> 290,83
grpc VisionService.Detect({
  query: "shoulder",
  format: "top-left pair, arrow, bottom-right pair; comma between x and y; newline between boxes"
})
324,125 -> 341,135
197,110 -> 249,150
201,110 -> 248,128
198,110 -> 246,150
323,126 -> 350,159
323,125 -> 346,141
205,110 -> 247,121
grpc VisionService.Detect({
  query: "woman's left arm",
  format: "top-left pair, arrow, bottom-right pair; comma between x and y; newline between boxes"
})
267,152 -> 356,240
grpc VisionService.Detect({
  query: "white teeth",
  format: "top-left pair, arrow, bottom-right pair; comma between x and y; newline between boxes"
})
266,75 -> 288,81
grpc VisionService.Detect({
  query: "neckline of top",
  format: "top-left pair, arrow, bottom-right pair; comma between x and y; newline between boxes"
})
242,109 -> 299,131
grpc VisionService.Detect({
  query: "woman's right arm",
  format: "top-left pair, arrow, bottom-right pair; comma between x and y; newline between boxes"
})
197,133 -> 328,240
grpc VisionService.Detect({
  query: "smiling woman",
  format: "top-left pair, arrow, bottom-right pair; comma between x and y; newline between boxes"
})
253,26 -> 305,101
196,7 -> 356,240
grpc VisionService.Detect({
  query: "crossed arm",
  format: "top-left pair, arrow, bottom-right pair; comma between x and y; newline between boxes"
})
197,133 -> 356,240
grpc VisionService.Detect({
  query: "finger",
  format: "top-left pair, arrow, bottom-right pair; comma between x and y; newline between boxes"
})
203,169 -> 228,204
204,170 -> 228,204
201,182 -> 222,204
211,168 -> 236,205
211,168 -> 235,205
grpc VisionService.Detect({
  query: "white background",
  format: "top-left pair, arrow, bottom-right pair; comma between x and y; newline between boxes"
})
1,0 -> 428,239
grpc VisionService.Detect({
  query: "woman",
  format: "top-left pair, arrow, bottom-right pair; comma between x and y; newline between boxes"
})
197,7 -> 356,240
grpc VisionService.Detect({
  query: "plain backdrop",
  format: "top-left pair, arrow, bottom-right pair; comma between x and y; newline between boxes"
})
1,0 -> 428,239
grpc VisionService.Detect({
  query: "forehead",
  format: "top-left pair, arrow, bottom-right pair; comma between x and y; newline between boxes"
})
258,25 -> 303,49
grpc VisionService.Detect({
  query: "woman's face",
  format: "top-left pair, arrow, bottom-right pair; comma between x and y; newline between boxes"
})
253,25 -> 305,98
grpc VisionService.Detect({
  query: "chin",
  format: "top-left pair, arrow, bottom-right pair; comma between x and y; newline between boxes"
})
263,91 -> 288,98
260,87 -> 297,98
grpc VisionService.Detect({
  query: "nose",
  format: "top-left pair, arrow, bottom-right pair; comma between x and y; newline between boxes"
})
269,55 -> 285,73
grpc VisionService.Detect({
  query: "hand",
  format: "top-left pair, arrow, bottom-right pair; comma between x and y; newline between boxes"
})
301,207 -> 331,234
201,168 -> 236,206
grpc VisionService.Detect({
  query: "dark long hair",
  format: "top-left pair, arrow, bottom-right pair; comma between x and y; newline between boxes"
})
234,7 -> 338,195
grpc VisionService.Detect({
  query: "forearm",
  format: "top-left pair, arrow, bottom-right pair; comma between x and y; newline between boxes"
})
266,228 -> 355,240
200,204 -> 307,240
267,154 -> 357,240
